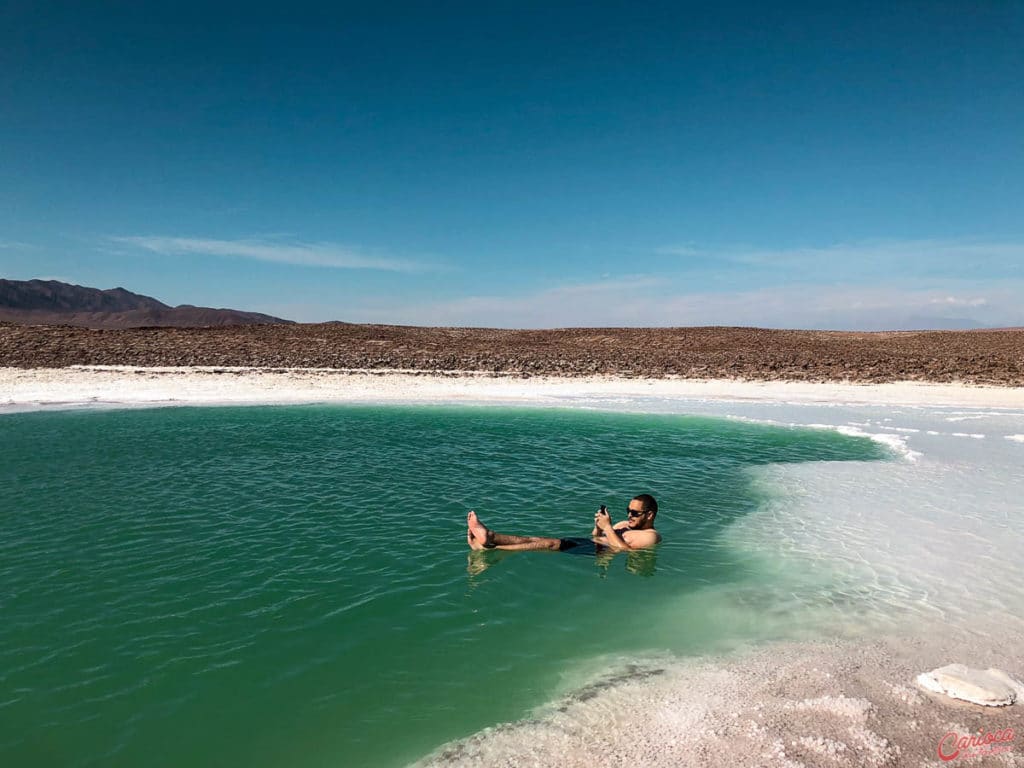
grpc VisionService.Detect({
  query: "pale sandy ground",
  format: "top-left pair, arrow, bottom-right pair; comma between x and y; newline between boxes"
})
3,365 -> 1024,410
4,366 -> 1023,766
416,624 -> 1024,768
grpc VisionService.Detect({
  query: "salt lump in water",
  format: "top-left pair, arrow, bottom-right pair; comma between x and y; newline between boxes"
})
917,664 -> 1024,707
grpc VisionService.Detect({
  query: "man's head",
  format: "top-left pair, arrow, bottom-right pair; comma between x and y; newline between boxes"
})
626,494 -> 658,529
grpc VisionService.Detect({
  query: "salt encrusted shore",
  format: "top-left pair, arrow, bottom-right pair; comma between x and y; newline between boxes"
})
416,625 -> 1024,768
3,365 -> 1024,411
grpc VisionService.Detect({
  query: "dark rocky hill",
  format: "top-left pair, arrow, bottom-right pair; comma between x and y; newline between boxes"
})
0,279 -> 292,328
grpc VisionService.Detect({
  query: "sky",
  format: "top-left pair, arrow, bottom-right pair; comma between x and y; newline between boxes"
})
1,1 -> 1022,329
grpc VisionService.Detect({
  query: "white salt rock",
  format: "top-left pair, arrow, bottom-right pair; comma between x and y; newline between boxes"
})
916,664 -> 1024,707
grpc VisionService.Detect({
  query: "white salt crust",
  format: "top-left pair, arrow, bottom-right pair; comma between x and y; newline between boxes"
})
917,664 -> 1024,707
415,630 -> 1024,768
3,366 -> 1024,412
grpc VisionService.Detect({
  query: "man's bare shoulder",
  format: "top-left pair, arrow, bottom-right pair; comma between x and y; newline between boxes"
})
621,528 -> 660,548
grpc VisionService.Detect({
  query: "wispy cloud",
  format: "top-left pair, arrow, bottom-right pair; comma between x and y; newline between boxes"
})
350,276 -> 662,327
653,245 -> 700,257
338,280 -> 1024,330
928,296 -> 988,307
654,285 -> 1014,330
102,235 -> 1024,329
655,238 -> 1024,279
111,235 -> 436,273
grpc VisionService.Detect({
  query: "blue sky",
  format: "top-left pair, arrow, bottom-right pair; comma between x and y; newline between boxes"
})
2,1 -> 1022,328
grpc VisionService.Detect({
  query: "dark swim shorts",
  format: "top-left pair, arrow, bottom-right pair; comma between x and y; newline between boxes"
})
558,537 -> 598,553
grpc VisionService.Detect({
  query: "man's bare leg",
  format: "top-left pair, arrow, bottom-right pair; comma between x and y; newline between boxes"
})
467,511 -> 563,552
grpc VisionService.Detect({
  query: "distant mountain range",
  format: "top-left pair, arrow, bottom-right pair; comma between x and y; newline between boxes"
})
0,279 -> 293,329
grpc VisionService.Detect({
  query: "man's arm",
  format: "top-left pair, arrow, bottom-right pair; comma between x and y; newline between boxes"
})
621,529 -> 660,549
593,509 -> 660,550
592,508 -> 616,544
599,527 -> 659,550
592,522 -> 627,540
598,525 -> 629,550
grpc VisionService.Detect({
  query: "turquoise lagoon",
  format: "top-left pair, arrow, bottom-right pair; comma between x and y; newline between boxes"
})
0,405 -> 890,767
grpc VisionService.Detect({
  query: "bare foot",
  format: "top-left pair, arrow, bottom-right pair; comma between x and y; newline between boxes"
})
467,511 -> 492,547
467,530 -> 485,551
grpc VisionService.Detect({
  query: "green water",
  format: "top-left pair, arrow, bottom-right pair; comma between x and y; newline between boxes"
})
0,404 -> 887,767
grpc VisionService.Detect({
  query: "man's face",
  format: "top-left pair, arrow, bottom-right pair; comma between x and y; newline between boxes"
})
625,499 -> 653,529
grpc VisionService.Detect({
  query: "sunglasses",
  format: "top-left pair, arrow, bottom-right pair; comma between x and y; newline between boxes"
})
627,507 -> 650,518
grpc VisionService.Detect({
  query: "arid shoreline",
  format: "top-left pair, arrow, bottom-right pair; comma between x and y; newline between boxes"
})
2,323 -> 1023,385
4,365 -> 1024,411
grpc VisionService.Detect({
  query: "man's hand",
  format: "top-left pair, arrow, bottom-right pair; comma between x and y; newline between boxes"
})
594,506 -> 613,533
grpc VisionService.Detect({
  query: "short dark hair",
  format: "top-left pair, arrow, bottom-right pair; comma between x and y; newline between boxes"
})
632,494 -> 658,516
